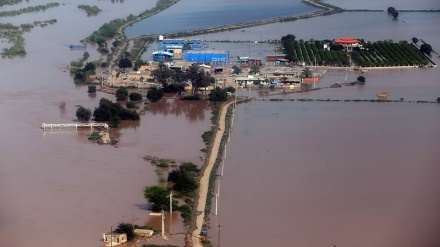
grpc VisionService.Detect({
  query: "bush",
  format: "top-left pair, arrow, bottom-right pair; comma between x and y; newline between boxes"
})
129,92 -> 143,101
88,85 -> 97,93
93,98 -> 140,121
126,101 -> 137,109
181,94 -> 201,100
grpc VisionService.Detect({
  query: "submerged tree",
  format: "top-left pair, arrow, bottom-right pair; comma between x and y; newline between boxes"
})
76,105 -> 92,121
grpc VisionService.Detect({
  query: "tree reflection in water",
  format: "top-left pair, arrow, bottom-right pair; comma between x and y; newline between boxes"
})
149,98 -> 211,122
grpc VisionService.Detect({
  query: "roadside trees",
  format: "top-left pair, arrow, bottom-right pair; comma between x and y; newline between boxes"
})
208,87 -> 228,102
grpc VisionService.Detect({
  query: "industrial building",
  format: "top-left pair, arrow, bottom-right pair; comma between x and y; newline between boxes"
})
185,50 -> 228,63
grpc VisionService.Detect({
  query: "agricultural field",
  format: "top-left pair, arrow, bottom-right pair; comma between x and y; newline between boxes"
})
284,39 -> 429,68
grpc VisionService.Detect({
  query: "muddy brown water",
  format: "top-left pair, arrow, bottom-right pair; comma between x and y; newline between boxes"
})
1,0 -> 440,246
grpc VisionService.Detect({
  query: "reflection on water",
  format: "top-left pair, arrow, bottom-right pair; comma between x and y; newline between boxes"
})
149,98 -> 211,122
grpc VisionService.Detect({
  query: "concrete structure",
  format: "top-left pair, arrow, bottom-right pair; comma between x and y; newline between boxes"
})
106,69 -> 158,88
134,229 -> 154,238
41,123 -> 109,130
238,56 -> 262,65
103,232 -> 127,246
266,54 -> 286,61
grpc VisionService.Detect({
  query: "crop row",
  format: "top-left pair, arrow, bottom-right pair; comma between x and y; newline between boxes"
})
284,40 -> 428,67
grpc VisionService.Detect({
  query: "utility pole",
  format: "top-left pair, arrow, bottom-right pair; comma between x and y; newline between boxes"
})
169,192 -> 173,234
217,224 -> 223,247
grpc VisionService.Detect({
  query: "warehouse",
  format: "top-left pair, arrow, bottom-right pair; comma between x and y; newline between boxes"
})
185,50 -> 228,63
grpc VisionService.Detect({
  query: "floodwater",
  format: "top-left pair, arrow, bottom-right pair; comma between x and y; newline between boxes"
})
1,0 -> 440,246
0,1 -> 210,247
216,101 -> 440,247
125,0 -> 317,38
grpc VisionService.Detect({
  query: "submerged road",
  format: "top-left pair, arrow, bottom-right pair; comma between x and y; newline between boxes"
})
191,100 -> 235,247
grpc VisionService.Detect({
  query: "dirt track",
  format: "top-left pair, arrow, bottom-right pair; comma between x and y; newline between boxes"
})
190,101 -> 234,247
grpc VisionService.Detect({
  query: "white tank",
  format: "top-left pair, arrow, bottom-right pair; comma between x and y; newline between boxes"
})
159,35 -> 164,41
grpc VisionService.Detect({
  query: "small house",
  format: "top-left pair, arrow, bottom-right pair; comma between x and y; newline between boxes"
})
103,232 -> 127,246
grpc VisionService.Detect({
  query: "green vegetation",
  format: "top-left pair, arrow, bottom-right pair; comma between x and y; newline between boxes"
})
143,185 -> 170,211
420,43 -> 433,56
231,65 -> 242,74
77,5 -> 101,16
0,0 -> 24,7
357,75 -> 366,83
88,132 -> 101,141
387,6 -> 399,19
118,57 -> 133,69
115,223 -> 135,241
125,101 -> 137,109
0,3 -> 59,17
129,92 -> 143,101
208,87 -> 229,102
147,88 -> 164,102
93,98 -> 140,121
115,87 -> 129,101
186,64 -> 215,95
168,162 -> 199,196
88,85 -> 97,93
280,35 -> 429,67
76,106 -> 92,121
1,19 -> 57,57
352,41 -> 428,67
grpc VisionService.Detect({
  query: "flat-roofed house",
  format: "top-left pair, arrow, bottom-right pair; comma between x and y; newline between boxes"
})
103,232 -> 127,246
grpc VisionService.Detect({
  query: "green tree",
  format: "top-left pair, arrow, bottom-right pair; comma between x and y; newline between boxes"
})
129,92 -> 143,101
147,88 -> 164,102
168,162 -> 199,195
115,87 -> 129,101
76,106 -> 92,121
357,75 -> 366,83
186,64 -> 213,95
93,98 -> 140,121
74,71 -> 86,83
88,85 -> 97,93
250,64 -> 260,75
115,223 -> 135,241
118,58 -> 133,69
392,11 -> 399,19
208,87 -> 228,102
126,101 -> 136,109
232,65 -> 242,74
412,37 -> 419,44
143,186 -> 170,211
420,43 -> 432,56
301,67 -> 313,78
110,116 -> 121,128
151,62 -> 174,86
84,62 -> 96,73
